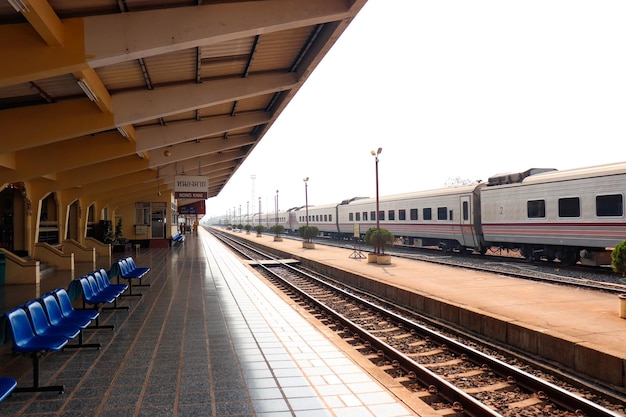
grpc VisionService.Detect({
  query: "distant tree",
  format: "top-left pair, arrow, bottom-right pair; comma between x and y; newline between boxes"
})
444,177 -> 481,187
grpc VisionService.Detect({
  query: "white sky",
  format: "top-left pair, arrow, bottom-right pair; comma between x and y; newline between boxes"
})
203,0 -> 626,221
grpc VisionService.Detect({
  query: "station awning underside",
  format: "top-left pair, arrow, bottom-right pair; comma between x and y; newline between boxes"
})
0,0 -> 366,207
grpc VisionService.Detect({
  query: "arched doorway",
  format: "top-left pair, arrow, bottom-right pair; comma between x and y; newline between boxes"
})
0,183 -> 29,256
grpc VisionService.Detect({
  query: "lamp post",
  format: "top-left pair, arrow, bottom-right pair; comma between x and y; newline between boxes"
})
371,147 -> 382,252
258,197 -> 261,228
246,201 -> 249,225
303,177 -> 309,227
275,190 -> 279,226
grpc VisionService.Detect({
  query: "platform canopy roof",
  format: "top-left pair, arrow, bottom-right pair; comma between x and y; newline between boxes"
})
0,0 -> 366,206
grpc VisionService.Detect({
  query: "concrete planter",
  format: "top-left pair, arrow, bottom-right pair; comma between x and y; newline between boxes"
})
274,236 -> 283,242
367,253 -> 377,263
376,254 -> 391,265
302,242 -> 316,249
619,294 -> 626,318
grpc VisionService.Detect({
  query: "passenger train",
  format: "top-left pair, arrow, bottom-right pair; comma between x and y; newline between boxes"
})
254,162 -> 626,266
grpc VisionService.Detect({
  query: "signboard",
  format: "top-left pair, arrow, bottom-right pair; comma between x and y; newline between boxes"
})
179,200 -> 206,215
174,175 -> 208,199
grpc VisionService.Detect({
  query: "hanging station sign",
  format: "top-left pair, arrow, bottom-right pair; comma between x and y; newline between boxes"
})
174,175 -> 209,199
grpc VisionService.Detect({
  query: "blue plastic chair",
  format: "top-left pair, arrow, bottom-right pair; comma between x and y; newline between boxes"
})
0,377 -> 17,402
24,300 -> 80,340
41,293 -> 101,349
5,307 -> 67,393
52,288 -> 98,322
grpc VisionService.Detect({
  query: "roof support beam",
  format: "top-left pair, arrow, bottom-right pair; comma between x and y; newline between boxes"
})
136,112 -> 269,152
0,74 -> 295,152
148,135 -> 256,169
0,0 -> 350,87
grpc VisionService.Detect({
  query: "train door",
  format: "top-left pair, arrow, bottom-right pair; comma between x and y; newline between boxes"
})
460,195 -> 477,247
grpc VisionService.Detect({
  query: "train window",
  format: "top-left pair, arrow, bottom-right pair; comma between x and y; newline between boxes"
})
449,210 -> 453,221
399,209 -> 406,220
324,214 -> 328,222
462,201 -> 469,221
379,211 -> 385,221
423,208 -> 432,220
349,213 -> 354,221
410,208 -> 418,220
527,200 -> 545,218
371,211 -> 376,221
558,197 -> 580,218
316,215 -> 319,221
363,212 -> 368,221
329,214 -> 332,221
388,210 -> 395,221
596,194 -> 623,217
355,212 -> 361,221
437,207 -> 447,220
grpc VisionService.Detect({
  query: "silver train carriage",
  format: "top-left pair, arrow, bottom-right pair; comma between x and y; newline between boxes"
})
480,162 -> 626,265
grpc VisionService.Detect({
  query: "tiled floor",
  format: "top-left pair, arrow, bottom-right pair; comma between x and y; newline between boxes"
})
0,229 -> 417,416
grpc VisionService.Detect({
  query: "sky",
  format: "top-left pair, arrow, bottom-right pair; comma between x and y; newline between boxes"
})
203,0 -> 626,221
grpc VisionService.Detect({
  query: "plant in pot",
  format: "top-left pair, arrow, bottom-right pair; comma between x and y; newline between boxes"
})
270,224 -> 284,241
244,224 -> 252,234
254,225 -> 265,237
299,225 -> 319,249
364,227 -> 394,264
611,240 -> 626,278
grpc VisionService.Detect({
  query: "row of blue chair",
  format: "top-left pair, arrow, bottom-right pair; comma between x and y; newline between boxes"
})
73,268 -> 129,329
109,256 -> 150,297
4,288 -> 101,393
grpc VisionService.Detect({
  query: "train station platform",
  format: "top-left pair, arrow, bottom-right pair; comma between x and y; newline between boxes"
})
233,230 -> 626,393
0,229 -> 419,417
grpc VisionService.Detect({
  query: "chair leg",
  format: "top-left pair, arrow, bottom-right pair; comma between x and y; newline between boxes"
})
13,353 -> 64,394
63,331 -> 101,349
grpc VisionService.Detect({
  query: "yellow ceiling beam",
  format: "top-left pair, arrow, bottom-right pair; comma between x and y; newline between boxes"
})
148,135 -> 256,168
21,0 -> 64,46
73,68 -> 113,114
0,18 -> 87,87
2,132 -> 135,184
136,112 -> 269,152
0,99 -> 114,153
55,155 -> 149,189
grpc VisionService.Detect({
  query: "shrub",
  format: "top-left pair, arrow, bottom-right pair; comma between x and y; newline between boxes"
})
299,225 -> 319,243
364,227 -> 394,255
270,224 -> 285,236
611,240 -> 626,276
254,225 -> 265,234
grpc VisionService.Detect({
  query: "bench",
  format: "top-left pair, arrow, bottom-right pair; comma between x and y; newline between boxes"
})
0,377 -> 17,402
26,297 -> 100,350
71,275 -> 121,330
109,257 -> 150,297
5,307 -> 68,393
93,269 -> 129,311
172,233 -> 185,245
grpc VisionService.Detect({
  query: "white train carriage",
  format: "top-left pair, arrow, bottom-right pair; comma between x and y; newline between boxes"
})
480,162 -> 626,265
337,184 -> 486,252
303,203 -> 342,237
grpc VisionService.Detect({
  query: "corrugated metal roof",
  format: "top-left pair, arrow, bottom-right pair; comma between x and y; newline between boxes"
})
0,0 -> 367,204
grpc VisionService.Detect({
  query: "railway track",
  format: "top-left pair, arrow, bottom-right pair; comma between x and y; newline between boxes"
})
211,229 -> 624,417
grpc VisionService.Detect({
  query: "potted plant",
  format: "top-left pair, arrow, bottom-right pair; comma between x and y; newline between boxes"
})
255,225 -> 265,237
364,227 -> 394,264
244,224 -> 252,235
611,240 -> 626,318
270,224 -> 284,241
299,225 -> 319,249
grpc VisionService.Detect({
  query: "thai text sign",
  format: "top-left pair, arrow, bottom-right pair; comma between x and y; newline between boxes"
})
174,176 -> 209,199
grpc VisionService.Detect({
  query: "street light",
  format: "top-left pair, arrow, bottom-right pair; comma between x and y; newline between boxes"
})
303,177 -> 309,227
258,197 -> 262,227
371,147 -> 382,234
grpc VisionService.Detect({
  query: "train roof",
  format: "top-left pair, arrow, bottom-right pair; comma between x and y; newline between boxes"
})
342,183 -> 484,206
488,161 -> 626,187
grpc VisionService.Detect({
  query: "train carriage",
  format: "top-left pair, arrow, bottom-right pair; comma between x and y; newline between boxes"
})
302,203 -> 341,237
338,184 -> 486,252
480,162 -> 626,264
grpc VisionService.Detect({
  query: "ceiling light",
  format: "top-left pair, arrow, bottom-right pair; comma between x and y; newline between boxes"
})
7,0 -> 28,13
117,126 -> 129,138
77,78 -> 98,102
